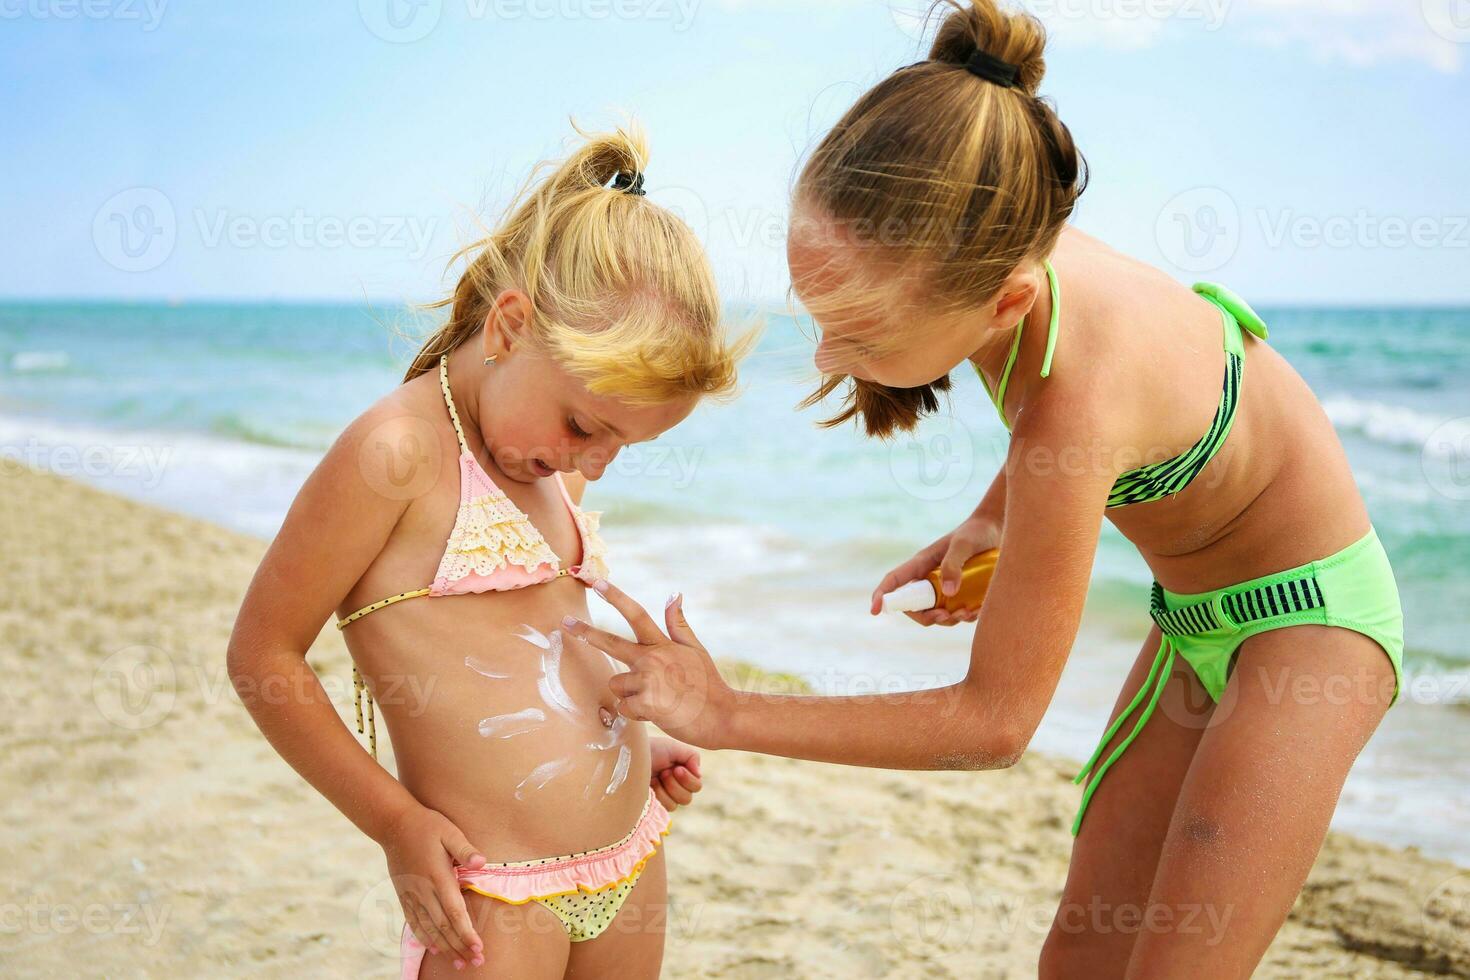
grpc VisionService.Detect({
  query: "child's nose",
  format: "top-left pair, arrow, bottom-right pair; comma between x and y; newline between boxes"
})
576,444 -> 620,481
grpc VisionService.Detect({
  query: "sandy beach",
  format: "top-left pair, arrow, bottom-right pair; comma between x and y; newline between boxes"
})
2,460 -> 1467,979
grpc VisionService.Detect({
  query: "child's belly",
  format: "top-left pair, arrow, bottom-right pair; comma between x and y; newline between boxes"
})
344,577 -> 652,859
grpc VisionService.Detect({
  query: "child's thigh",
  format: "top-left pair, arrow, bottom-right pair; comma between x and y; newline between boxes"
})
564,845 -> 669,980
1127,624 -> 1394,979
420,889 -> 570,980
1045,630 -> 1212,967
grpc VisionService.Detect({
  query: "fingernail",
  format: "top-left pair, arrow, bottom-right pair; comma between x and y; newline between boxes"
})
592,578 -> 610,593
562,615 -> 578,628
472,956 -> 484,966
665,592 -> 681,608
454,959 -> 465,970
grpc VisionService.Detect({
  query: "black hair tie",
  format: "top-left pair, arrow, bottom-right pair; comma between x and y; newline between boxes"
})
611,171 -> 646,196
964,48 -> 1020,88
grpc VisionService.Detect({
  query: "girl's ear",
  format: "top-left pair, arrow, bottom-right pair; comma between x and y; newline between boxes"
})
991,267 -> 1042,329
483,289 -> 533,359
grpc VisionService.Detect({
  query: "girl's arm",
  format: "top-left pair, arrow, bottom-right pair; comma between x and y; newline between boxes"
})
227,406 -> 489,964
567,404 -> 1115,771
227,405 -> 426,837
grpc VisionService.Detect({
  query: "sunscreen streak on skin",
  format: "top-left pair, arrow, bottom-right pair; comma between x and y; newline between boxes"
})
477,707 -> 546,739
606,745 -> 631,797
465,656 -> 511,680
515,624 -> 553,650
537,630 -> 579,720
514,758 -> 572,800
583,757 -> 610,800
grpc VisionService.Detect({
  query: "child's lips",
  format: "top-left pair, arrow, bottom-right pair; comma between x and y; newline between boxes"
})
530,458 -> 554,477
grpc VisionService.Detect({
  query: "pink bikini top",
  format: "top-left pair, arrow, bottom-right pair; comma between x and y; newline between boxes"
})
335,352 -> 610,632
337,353 -> 611,761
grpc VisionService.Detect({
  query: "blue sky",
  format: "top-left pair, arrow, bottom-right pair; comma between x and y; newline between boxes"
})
3,0 -> 1467,305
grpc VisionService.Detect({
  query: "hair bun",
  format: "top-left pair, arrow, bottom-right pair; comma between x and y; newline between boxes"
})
928,0 -> 1047,96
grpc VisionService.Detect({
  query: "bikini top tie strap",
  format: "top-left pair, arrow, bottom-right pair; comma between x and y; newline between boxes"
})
438,353 -> 472,456
981,258 -> 1061,430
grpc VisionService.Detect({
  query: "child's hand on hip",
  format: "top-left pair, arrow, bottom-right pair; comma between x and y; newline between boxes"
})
648,737 -> 703,810
379,803 -> 487,971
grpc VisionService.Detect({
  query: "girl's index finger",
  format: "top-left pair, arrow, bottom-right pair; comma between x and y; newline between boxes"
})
588,580 -> 667,645
561,616 -> 641,664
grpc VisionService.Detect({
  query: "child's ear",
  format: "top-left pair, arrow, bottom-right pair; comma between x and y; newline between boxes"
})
483,289 -> 533,358
991,269 -> 1042,328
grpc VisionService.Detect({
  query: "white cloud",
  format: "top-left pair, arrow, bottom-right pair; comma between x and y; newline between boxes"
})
741,0 -> 1465,73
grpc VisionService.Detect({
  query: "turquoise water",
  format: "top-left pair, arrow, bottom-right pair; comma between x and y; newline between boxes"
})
3,299 -> 1469,860
2,299 -> 1467,675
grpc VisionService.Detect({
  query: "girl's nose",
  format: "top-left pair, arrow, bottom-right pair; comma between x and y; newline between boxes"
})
577,444 -> 620,481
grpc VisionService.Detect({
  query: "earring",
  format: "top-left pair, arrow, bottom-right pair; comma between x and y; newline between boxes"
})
484,354 -> 498,366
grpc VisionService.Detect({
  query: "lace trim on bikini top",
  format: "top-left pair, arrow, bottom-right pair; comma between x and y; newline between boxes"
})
335,352 -> 610,631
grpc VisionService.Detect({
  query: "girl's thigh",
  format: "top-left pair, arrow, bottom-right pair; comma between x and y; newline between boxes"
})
1126,624 -> 1394,979
1042,628 -> 1214,977
565,845 -> 669,980
420,889 -> 571,979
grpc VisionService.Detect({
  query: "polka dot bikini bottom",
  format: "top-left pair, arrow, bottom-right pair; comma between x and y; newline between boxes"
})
401,788 -> 672,973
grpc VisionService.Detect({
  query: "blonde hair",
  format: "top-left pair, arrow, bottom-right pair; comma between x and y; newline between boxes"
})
405,122 -> 750,404
795,0 -> 1087,437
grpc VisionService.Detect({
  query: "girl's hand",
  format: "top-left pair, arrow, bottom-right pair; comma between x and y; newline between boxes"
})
870,513 -> 1002,627
380,804 -> 487,970
648,737 -> 703,811
562,583 -> 733,750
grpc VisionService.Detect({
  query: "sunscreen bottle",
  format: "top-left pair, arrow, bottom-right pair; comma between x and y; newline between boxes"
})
880,548 -> 1000,614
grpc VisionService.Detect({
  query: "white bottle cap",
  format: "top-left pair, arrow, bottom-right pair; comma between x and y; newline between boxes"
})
880,580 -> 938,614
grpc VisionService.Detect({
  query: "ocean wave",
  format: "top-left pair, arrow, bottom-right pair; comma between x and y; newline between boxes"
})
8,350 -> 71,373
208,413 -> 331,452
1323,396 -> 1470,459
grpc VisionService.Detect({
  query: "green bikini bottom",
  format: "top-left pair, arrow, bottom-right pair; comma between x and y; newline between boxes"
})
1072,526 -> 1404,836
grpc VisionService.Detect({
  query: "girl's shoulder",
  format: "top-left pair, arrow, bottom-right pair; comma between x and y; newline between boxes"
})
322,372 -> 458,511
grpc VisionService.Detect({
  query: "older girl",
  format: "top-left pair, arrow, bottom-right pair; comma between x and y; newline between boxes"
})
565,5 -> 1404,977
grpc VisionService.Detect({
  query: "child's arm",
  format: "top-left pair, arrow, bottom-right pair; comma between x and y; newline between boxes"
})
226,405 -> 486,964
228,405 -> 421,836
568,401 -> 1116,772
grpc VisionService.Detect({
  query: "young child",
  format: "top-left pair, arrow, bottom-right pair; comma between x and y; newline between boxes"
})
227,124 -> 748,978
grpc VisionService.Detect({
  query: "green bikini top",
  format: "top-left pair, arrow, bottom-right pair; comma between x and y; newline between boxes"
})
972,259 -> 1272,508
